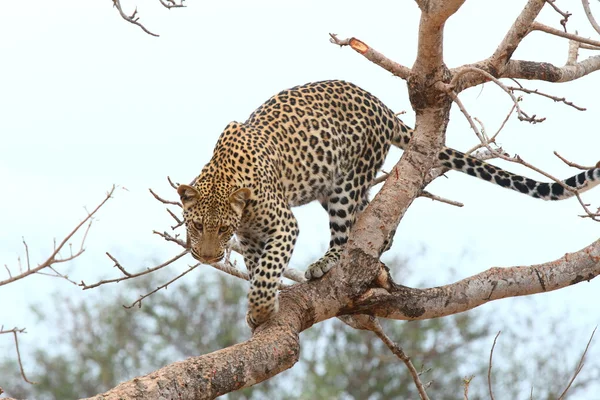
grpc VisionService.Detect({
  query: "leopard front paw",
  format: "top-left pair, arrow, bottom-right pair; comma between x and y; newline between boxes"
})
305,253 -> 339,280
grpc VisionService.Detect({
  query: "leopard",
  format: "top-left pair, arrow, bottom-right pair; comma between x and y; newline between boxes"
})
177,80 -> 600,327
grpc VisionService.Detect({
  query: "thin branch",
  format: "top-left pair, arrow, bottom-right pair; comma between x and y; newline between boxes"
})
545,0 -> 571,31
350,316 -> 430,400
463,376 -> 474,400
328,33 -> 411,79
149,188 -> 182,208
112,0 -> 159,37
582,0 -> 600,35
167,176 -> 179,190
158,0 -> 186,9
1,186 -> 115,287
554,151 -> 598,170
420,190 -> 464,207
153,230 -> 187,248
558,327 -> 597,399
124,263 -> 201,309
371,173 -> 464,207
166,208 -> 184,230
531,21 -> 600,48
448,67 -> 546,123
508,86 -> 586,111
0,327 -> 35,384
488,331 -> 501,400
80,250 -> 188,289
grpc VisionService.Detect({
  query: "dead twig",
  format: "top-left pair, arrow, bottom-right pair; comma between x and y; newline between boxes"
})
112,0 -> 159,37
0,327 -> 36,384
80,250 -> 188,289
371,320 -> 431,400
463,375 -> 474,400
531,21 -> 600,48
508,86 -> 586,111
153,230 -> 187,248
343,316 -> 430,400
328,33 -> 411,79
488,331 -> 501,400
124,262 -> 201,309
158,0 -> 186,9
558,327 -> 597,399
554,151 -> 598,170
149,188 -> 182,208
545,0 -> 571,31
2,186 -> 115,287
447,67 -> 546,123
420,191 -> 464,207
581,0 -> 600,36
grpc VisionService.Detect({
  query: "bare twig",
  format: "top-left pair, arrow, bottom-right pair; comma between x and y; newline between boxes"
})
447,67 -> 546,123
112,0 -> 159,37
149,188 -> 182,208
351,317 -> 430,400
420,190 -> 464,207
80,250 -> 188,289
153,230 -> 187,248
371,172 -> 463,207
531,21 -> 600,48
545,0 -> 571,31
329,33 -> 411,79
554,151 -> 598,170
488,331 -> 501,400
463,375 -> 474,400
124,262 -> 201,309
582,0 -> 600,35
2,186 -> 115,287
167,176 -> 179,190
508,86 -> 586,111
0,327 -> 35,384
558,327 -> 597,399
158,0 -> 186,9
166,208 -> 184,230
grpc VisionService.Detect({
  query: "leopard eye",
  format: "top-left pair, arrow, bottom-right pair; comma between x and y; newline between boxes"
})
193,221 -> 204,231
218,225 -> 228,234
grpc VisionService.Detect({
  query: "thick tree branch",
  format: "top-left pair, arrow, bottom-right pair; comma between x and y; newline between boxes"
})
502,56 -> 600,82
355,239 -> 600,319
85,235 -> 600,398
488,0 -> 546,72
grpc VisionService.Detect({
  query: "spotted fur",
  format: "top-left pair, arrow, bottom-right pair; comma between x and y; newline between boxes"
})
178,80 -> 600,327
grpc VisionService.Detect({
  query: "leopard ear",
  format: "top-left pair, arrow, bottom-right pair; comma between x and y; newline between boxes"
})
229,187 -> 252,212
177,184 -> 200,206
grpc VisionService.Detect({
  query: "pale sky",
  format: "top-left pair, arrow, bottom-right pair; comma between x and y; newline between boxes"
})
1,0 -> 599,395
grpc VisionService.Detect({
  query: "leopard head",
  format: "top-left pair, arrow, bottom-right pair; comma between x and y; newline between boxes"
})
177,183 -> 251,264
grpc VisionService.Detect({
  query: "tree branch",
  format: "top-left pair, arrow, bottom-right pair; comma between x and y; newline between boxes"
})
328,34 -> 411,79
582,0 -> 600,35
355,238 -> 600,320
1,186 -> 115,287
112,0 -> 159,37
84,235 -> 600,398
531,21 -> 600,48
